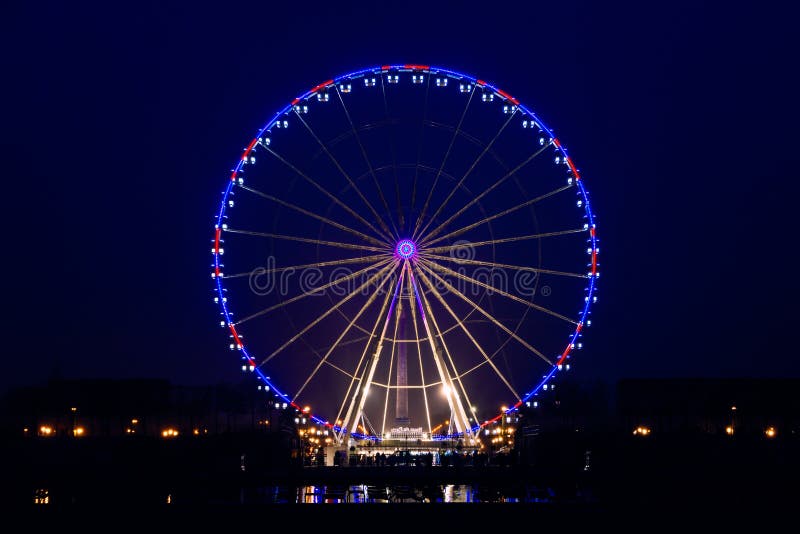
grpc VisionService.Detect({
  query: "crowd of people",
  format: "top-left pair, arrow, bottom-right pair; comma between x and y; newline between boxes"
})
317,448 -> 514,467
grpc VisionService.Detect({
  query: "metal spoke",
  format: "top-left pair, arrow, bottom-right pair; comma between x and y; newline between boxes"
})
299,343 -> 357,379
413,85 -> 477,237
308,335 -> 370,355
421,183 -> 574,247
415,265 -> 521,399
336,265 -> 404,440
408,263 -> 477,435
418,142 -> 552,244
333,267 -> 397,434
416,261 -> 553,366
258,261 -> 398,367
293,261 -> 397,399
237,183 -> 388,247
223,253 -> 391,280
234,259 -> 390,326
418,253 -> 587,280
421,258 -> 579,325
414,109 -> 517,241
293,112 -> 394,240
260,144 -> 391,243
380,267 -> 405,436
408,280 -> 433,434
377,74 -> 405,230
335,85 -> 399,239
225,227 -> 386,252
408,72 -> 431,227
423,228 -> 585,254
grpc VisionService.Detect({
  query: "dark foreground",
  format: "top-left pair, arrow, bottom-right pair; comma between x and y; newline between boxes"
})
2,430 -> 798,518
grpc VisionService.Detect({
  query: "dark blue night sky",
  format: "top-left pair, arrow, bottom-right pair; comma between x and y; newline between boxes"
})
3,0 -> 798,393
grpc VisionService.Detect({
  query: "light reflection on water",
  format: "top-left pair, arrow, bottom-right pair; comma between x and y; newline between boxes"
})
28,484 -> 560,504
268,484 -> 546,504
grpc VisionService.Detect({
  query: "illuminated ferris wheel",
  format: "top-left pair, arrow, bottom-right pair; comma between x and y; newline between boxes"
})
211,64 -> 599,444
